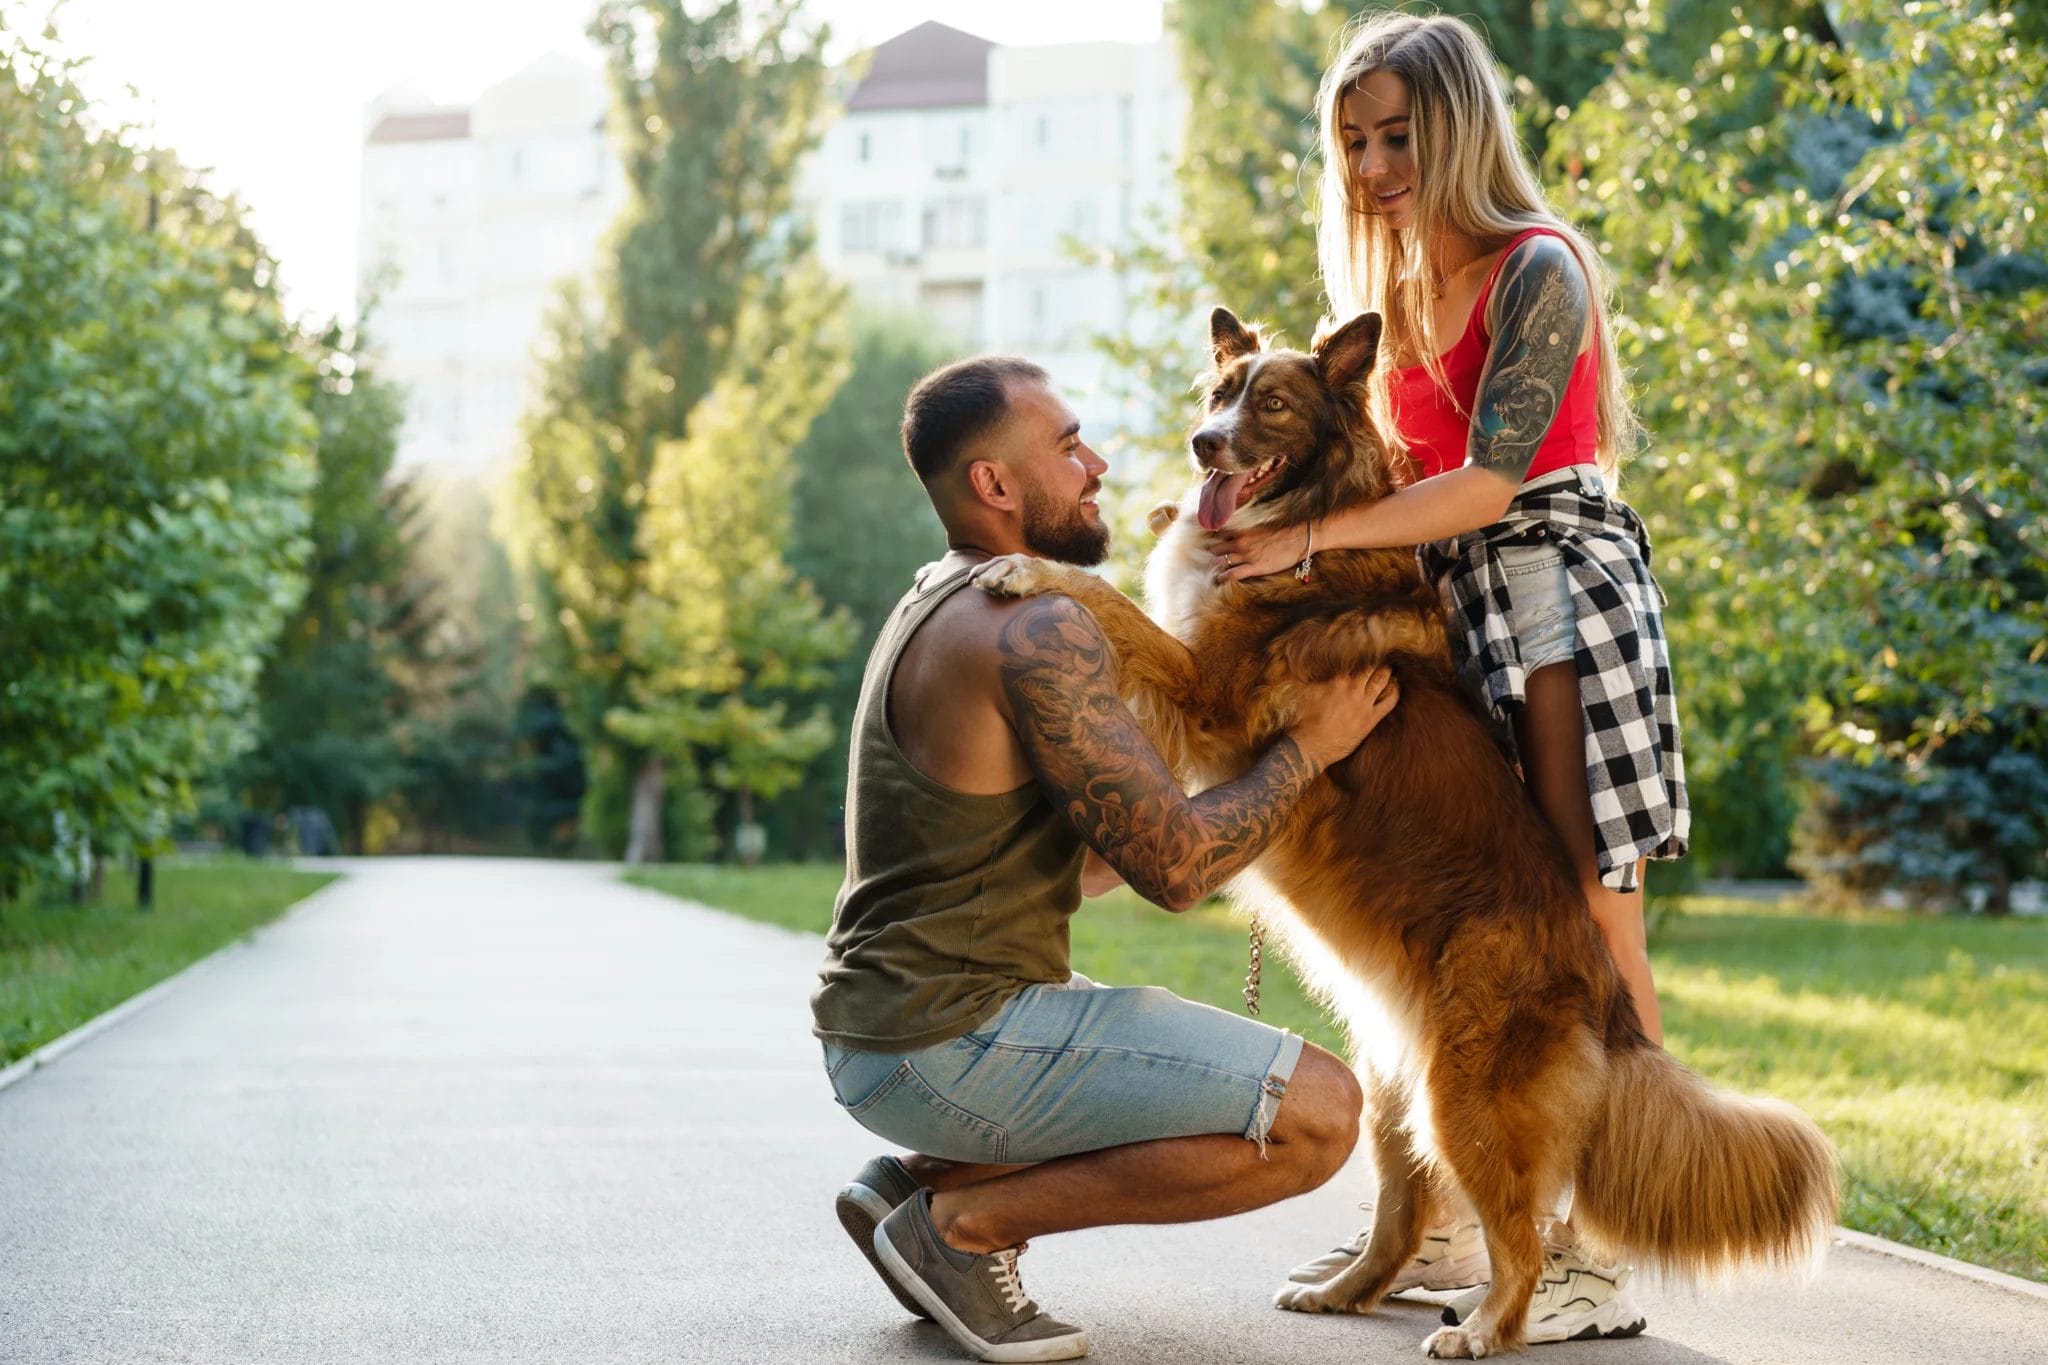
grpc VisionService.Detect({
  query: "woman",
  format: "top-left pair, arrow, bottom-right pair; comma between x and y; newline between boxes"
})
1217,11 -> 1687,1344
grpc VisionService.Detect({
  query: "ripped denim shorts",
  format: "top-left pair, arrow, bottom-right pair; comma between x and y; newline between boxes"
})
1497,464 -> 1608,672
820,973 -> 1304,1165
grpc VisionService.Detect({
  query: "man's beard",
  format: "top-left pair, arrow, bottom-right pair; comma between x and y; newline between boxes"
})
1019,478 -> 1110,566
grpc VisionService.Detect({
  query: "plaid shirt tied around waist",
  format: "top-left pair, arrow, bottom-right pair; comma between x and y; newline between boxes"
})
1417,465 -> 1690,892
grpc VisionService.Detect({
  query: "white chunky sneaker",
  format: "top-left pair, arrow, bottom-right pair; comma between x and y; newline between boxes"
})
1440,1244 -> 1647,1344
1287,1210 -> 1489,1290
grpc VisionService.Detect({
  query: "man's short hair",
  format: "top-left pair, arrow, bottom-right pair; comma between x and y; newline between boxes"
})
901,355 -> 1050,485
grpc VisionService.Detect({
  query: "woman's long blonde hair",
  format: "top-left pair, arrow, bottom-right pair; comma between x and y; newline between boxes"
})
1315,11 -> 1638,472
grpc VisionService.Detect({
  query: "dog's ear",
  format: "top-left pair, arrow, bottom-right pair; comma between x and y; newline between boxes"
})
1210,307 -> 1261,365
1312,311 -> 1383,391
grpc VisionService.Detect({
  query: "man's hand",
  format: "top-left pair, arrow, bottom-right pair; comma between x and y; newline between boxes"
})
1286,665 -> 1400,772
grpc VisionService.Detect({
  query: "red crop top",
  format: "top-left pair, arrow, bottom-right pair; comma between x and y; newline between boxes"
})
1388,227 -> 1600,483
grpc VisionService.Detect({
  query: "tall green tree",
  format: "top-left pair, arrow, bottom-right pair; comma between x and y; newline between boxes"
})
230,323 -> 414,853
1096,0 -> 1348,534
769,312 -> 949,856
509,0 -> 851,863
0,30 -> 313,895
1552,0 -> 2047,901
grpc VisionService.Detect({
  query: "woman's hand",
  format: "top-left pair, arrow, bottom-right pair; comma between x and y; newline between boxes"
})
1208,521 -> 1314,583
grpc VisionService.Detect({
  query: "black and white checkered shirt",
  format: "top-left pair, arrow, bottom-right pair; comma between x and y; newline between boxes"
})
1418,468 -> 1690,892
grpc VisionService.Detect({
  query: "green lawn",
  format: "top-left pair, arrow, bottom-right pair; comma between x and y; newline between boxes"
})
1,859 -> 336,1066
629,863 -> 2046,1282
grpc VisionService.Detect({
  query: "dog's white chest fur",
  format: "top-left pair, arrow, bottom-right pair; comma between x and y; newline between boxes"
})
1143,497 -> 1222,644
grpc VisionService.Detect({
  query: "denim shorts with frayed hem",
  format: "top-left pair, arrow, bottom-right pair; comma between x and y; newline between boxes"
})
1495,463 -> 1606,674
1497,537 -> 1577,672
821,974 -> 1304,1165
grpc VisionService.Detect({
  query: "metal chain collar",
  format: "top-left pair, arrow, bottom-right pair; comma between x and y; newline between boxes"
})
1243,910 -> 1264,1015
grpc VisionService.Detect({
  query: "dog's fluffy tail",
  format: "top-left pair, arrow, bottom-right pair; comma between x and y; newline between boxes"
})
1572,1045 -> 1838,1281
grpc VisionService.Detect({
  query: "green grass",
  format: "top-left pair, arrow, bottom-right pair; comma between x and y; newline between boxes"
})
1,859 -> 336,1066
630,861 -> 2047,1282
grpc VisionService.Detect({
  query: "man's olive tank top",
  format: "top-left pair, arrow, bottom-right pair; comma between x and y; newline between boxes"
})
811,559 -> 1086,1052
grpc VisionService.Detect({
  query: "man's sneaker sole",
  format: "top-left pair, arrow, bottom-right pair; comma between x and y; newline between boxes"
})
837,1179 -> 931,1321
873,1219 -> 1090,1363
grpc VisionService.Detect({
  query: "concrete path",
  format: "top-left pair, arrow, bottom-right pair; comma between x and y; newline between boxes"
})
2,857 -> 2043,1364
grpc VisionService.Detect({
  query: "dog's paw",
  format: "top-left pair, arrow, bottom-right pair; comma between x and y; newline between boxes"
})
971,553 -> 1058,600
1422,1324 -> 1501,1359
1273,1281 -> 1371,1315
1146,501 -> 1180,537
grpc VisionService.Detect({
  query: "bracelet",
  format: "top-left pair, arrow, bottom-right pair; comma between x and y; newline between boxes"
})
1294,521 -> 1315,583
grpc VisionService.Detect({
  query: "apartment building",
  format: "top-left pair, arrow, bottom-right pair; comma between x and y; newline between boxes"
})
805,21 -> 1184,444
356,54 -> 625,473
357,25 -> 1182,472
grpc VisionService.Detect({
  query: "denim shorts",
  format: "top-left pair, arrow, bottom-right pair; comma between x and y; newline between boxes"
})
820,974 -> 1304,1165
1498,465 -> 1604,672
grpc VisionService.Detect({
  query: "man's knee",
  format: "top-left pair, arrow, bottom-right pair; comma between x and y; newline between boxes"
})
1271,1044 -> 1362,1180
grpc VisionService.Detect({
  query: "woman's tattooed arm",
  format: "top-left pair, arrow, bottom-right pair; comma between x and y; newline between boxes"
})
1467,235 -> 1592,480
995,595 -> 1320,913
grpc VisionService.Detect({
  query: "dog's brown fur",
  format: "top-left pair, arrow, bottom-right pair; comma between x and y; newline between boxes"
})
977,307 -> 1837,1358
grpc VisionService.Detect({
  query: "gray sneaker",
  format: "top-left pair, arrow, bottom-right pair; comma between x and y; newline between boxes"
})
837,1154 -> 929,1319
873,1189 -> 1089,1362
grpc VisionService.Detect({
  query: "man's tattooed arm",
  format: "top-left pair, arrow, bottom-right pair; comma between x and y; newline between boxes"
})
996,595 -> 1321,913
1467,235 -> 1592,481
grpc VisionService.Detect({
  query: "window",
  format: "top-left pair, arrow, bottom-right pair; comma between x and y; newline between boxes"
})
840,200 -> 905,253
919,281 -> 983,345
922,197 -> 986,251
858,131 -> 870,163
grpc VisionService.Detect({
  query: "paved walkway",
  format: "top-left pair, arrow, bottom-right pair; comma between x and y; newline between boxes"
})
2,857 -> 2043,1363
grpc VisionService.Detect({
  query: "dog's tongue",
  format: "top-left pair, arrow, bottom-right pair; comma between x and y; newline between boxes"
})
1197,468 -> 1251,532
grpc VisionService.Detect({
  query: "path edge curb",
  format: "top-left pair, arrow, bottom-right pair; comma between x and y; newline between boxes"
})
0,869 -> 350,1096
1833,1225 -> 2048,1302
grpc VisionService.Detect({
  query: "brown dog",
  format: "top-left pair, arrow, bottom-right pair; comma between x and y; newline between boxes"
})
975,306 -> 1837,1358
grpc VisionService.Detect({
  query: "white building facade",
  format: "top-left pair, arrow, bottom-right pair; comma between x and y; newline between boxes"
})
358,26 -> 1183,473
803,21 -> 1184,446
356,55 -> 625,474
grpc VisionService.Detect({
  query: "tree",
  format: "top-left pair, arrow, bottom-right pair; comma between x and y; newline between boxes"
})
390,473 -> 526,852
230,322 -> 414,853
771,311 -> 950,855
1095,0 -> 1348,535
1551,0 -> 2047,902
0,30 -> 313,895
508,0 -> 851,863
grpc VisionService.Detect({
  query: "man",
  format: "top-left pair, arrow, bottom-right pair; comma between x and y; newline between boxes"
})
812,356 -> 1399,1363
